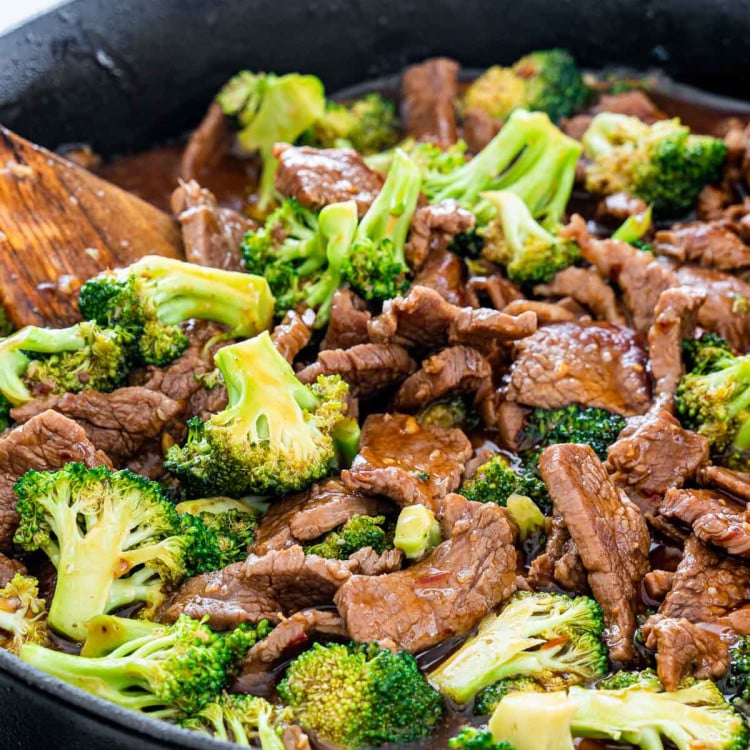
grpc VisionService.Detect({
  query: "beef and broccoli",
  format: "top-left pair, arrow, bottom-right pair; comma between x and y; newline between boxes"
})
2,48 -> 750,749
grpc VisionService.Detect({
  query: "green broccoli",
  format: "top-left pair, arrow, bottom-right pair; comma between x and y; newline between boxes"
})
448,725 -> 515,750
682,332 -> 735,374
429,591 -> 608,704
216,70 -> 325,211
473,676 -> 544,716
459,454 -> 551,515
180,692 -> 292,749
479,190 -> 580,283
364,137 -> 468,176
421,109 -> 582,228
241,198 -> 359,325
489,678 -> 749,750
0,394 -> 10,432
416,395 -> 477,430
12,463 -> 219,640
81,614 -> 160,657
0,322 -> 132,406
0,573 -> 48,654
611,206 -> 653,243
304,515 -> 390,559
340,148 -> 422,300
393,504 -> 441,560
583,113 -> 727,216
277,641 -> 443,748
331,416 -> 361,468
463,49 -> 589,123
519,404 -> 627,465
596,668 -> 661,691
726,637 -> 750,704
164,331 -> 349,498
78,255 -> 274,365
504,494 -> 546,541
20,614 -> 269,718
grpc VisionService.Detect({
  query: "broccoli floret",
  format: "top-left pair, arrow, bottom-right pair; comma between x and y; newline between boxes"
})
20,614 -> 269,719
0,322 -> 132,406
216,71 -> 325,211
490,679 -> 749,750
520,404 -> 627,465
474,676 -> 544,716
305,515 -> 390,559
726,637 -> 750,704
0,573 -> 48,654
583,113 -> 727,217
596,668 -> 661,691
277,641 -> 443,747
393,504 -> 442,560
459,454 -> 551,515
180,691 -> 292,749
78,255 -> 274,365
448,725 -> 515,750
165,331 -> 349,498
416,395 -> 477,430
479,190 -> 580,284
12,464 -> 217,640
81,614 -> 160,657
331,416 -> 361,468
340,149 -> 422,300
682,332 -> 735,374
464,49 -> 589,123
429,591 -> 608,704
422,110 -> 582,228
505,494 -> 546,541
611,206 -> 653,243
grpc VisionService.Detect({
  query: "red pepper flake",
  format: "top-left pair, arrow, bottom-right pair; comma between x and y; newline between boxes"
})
415,571 -> 450,585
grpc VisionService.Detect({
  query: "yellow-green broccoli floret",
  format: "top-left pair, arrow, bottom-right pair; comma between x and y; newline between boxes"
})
393,504 -> 441,560
474,676 -> 545,716
448,725 -> 516,750
0,573 -> 48,654
304,514 -> 390,559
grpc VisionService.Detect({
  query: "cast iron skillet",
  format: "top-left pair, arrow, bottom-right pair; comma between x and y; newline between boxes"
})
2,0 -> 750,747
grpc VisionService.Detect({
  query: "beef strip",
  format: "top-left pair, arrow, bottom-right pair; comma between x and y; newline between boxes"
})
502,299 -> 578,324
296,344 -> 416,397
655,221 -> 750,271
369,286 -> 536,349
348,547 -> 405,576
506,322 -> 651,418
594,91 -> 666,122
463,108 -> 503,153
271,309 -> 315,364
405,201 -> 475,271
0,411 -> 111,547
660,488 -> 750,558
282,726 -> 312,750
465,261 -> 523,310
335,494 -> 517,652
697,464 -> 750,502
401,58 -> 459,147
642,616 -> 730,691
11,388 -> 183,466
527,515 -> 588,595
320,289 -> 371,351
341,413 -> 472,512
605,409 -> 709,516
180,101 -> 232,180
251,479 -> 387,555
644,570 -> 675,602
273,144 -> 383,216
538,444 -> 651,662
412,249 -> 469,306
697,185 -> 732,221
170,180 -> 251,271
595,192 -> 649,225
0,551 -> 27,586
534,267 -> 625,325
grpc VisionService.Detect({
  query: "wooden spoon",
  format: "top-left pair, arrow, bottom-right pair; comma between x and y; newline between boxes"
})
0,127 -> 184,328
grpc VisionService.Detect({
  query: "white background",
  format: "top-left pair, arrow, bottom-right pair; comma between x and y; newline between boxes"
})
0,0 -> 65,37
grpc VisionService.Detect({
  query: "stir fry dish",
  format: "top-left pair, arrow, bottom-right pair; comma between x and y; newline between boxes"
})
3,48 -> 750,749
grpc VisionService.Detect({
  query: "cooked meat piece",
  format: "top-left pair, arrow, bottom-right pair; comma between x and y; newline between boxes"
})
401,57 -> 459,147
334,494 -> 517,652
647,287 -> 706,403
644,569 -> 675,602
655,221 -> 750,271
320,289 -> 371,351
271,309 -> 315,364
342,413 -> 472,512
297,344 -> 416,397
180,101 -> 232,180
125,441 -> 168,481
412,249 -> 468,306
538,444 -> 650,662
527,515 -> 587,595
161,546 -> 357,629
534,267 -> 625,325
369,286 -> 536,349
594,91 -> 666,122
282,725 -> 312,750
502,299 -> 578,324
605,410 -> 709,516
0,551 -> 27,587
463,108 -> 502,152
658,535 -> 750,631
11,388 -> 182,466
660,488 -> 750,558
348,547 -> 405,576
697,464 -> 750,501
405,201 -> 475,271
696,185 -> 732,221
506,322 -> 651,417
465,260 -> 523,310
0,411 -> 111,547
495,399 -> 527,450
273,144 -> 383,216
642,616 -> 730,691
251,479 -> 387,555
722,197 -> 750,242
171,180 -> 251,271
594,192 -> 649,225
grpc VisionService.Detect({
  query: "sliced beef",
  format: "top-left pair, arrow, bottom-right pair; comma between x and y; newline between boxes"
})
595,192 -> 649,225
0,551 -> 27,586
463,108 -> 502,153
642,616 -> 730,691
320,289 -> 371,351
534,267 -> 625,325
251,479 -> 387,555
273,144 -> 383,217
412,249 -> 469,306
697,185 -> 732,221
0,411 -> 111,547
405,200 -> 475,271
593,91 -> 666,122
502,299 -> 578,324
271,309 -> 315,364
180,101 -> 232,180
348,547 -> 404,576
335,494 -> 517,652
160,546 -> 357,629
605,410 -> 709,516
401,58 -> 459,147
506,322 -> 651,418
655,221 -> 750,272
369,286 -> 536,349
527,515 -> 588,595
697,464 -> 750,502
660,488 -> 750,557
11,388 -> 183,466
170,180 -> 251,271
538,444 -> 651,662
297,344 -> 416,397
644,569 -> 675,602
342,413 -> 472,512
465,261 -> 523,310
